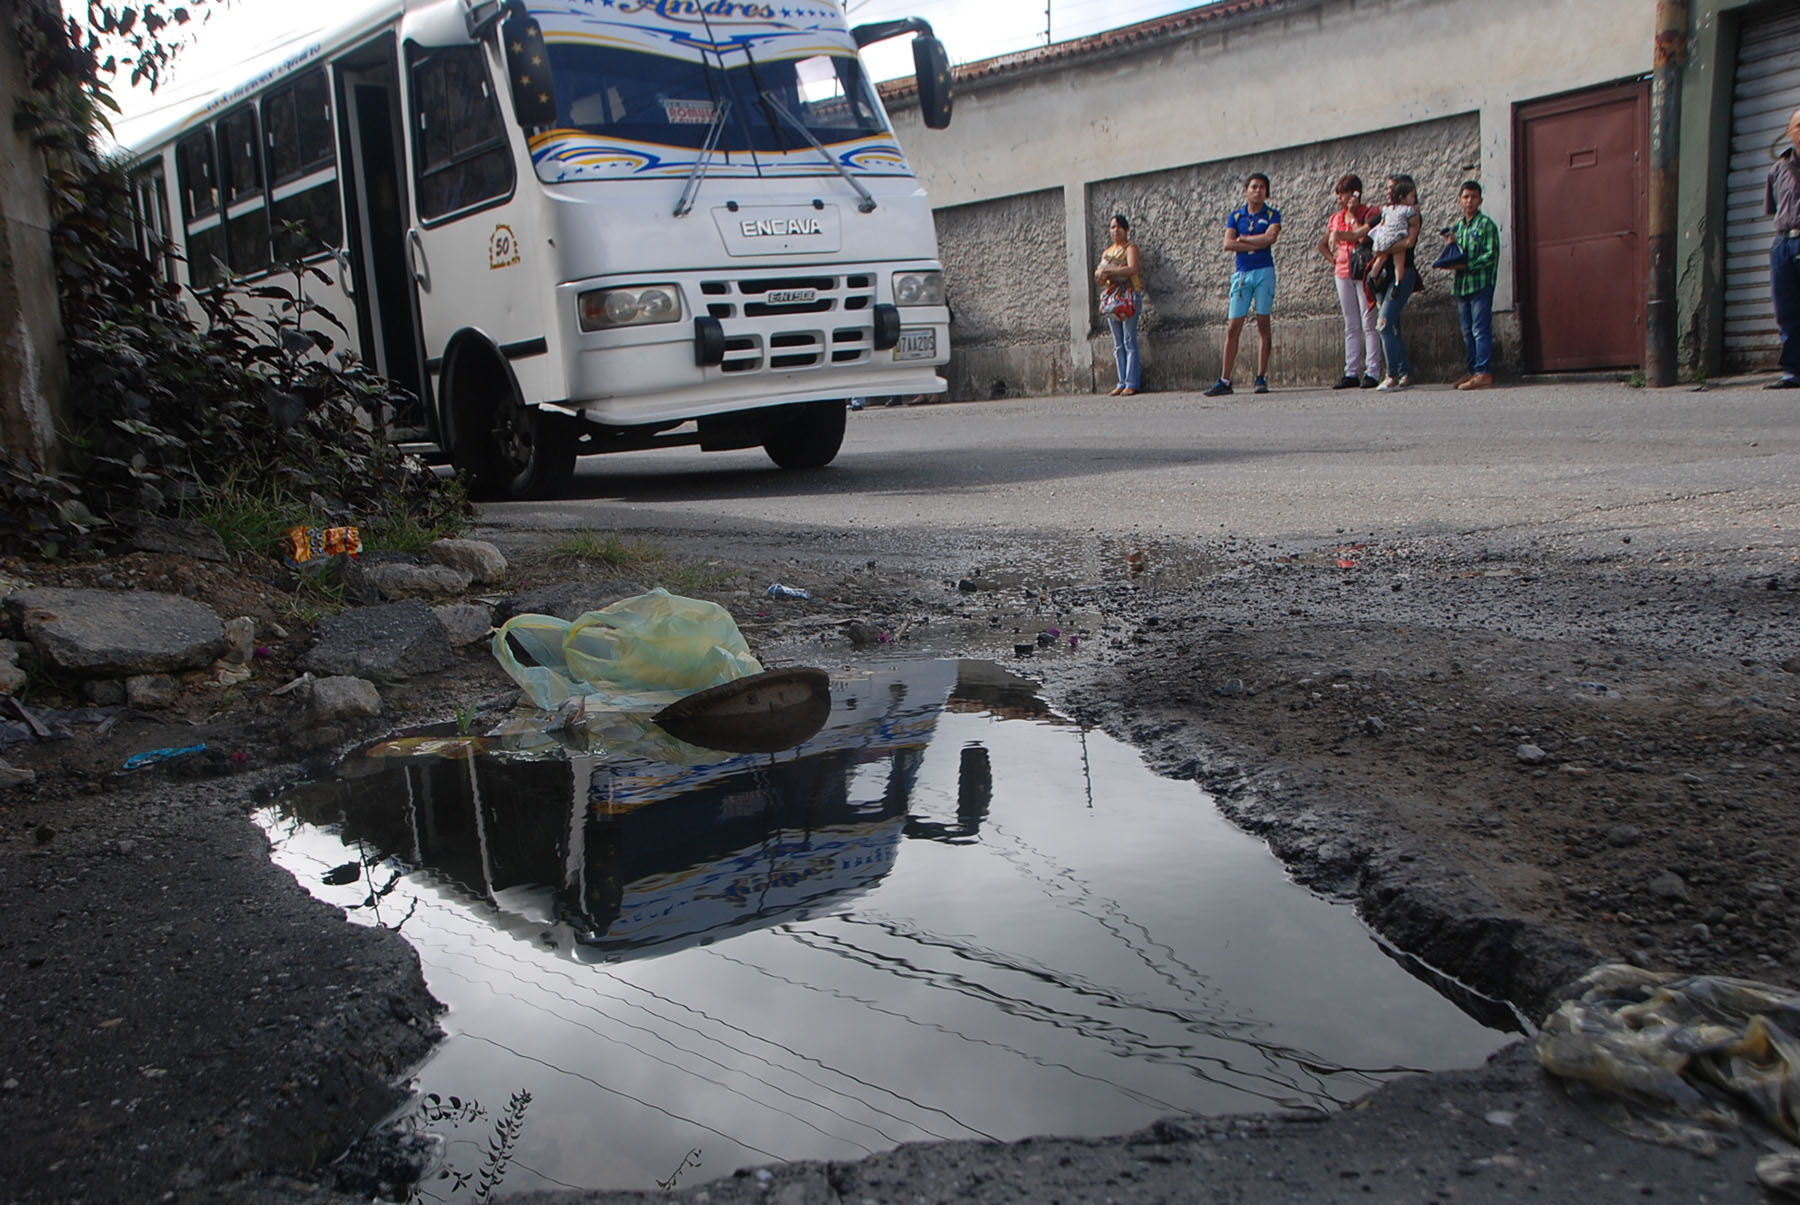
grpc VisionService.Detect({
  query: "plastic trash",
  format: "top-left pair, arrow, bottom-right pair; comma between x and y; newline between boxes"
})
282,525 -> 361,564
1536,963 -> 1800,1188
766,583 -> 811,601
122,743 -> 205,771
493,588 -> 762,712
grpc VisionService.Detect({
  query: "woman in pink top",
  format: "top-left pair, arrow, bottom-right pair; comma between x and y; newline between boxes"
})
1317,173 -> 1380,389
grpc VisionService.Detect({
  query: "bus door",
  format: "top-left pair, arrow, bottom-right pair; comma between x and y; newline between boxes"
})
332,39 -> 432,439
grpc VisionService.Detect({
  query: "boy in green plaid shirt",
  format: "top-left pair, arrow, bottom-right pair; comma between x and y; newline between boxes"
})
1441,180 -> 1500,390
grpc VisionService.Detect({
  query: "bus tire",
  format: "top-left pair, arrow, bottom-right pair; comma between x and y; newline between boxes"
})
444,353 -> 578,501
763,401 -> 846,469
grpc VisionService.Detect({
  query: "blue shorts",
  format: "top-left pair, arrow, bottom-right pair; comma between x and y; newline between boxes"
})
1227,268 -> 1276,319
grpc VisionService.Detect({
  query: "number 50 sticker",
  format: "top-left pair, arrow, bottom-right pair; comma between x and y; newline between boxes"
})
489,224 -> 520,270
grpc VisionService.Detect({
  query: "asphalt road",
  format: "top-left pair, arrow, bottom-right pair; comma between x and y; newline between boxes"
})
473,375 -> 1800,1203
477,378 -> 1800,571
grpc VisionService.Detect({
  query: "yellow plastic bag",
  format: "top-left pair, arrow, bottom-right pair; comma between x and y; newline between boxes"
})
493,588 -> 762,712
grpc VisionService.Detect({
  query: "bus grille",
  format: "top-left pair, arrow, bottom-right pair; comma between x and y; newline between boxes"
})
703,274 -> 876,374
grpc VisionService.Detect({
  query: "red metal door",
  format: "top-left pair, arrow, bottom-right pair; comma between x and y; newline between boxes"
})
1516,83 -> 1649,372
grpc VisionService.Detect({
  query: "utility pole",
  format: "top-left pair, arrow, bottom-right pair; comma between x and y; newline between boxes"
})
1646,0 -> 1686,387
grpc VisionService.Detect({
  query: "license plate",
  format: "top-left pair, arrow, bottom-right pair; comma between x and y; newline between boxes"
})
893,329 -> 936,361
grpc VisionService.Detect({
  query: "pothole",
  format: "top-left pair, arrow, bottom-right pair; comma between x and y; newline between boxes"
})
259,659 -> 1509,1197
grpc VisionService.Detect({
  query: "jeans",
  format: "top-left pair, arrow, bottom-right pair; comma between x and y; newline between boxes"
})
1456,285 -> 1495,375
1334,275 -> 1380,378
1378,268 -> 1416,379
1109,313 -> 1141,390
1775,233 -> 1800,380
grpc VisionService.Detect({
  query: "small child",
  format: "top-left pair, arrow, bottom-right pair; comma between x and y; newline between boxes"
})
1364,180 -> 1418,311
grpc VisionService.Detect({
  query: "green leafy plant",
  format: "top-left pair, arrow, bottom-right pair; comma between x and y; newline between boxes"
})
3,5 -> 470,560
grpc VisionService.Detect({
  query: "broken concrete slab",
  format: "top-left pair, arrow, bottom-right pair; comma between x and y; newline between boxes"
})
429,538 -> 508,584
0,640 -> 28,695
125,674 -> 179,709
221,616 -> 256,665
365,562 -> 474,601
298,601 -> 453,682
493,580 -> 645,626
432,602 -> 493,648
307,675 -> 382,721
5,587 -> 227,676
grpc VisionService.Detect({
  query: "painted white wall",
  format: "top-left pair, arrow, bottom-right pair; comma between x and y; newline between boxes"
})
890,0 -> 1654,381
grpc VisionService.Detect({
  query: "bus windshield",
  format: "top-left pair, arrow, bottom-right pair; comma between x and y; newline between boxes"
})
545,45 -> 890,156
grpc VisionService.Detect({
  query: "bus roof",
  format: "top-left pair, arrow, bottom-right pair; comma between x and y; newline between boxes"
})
113,0 -> 412,155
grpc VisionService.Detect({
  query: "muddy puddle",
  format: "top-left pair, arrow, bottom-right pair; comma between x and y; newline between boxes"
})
258,659 -> 1509,1198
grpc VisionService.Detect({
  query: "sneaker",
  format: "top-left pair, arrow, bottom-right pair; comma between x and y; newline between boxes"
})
1764,376 -> 1800,390
1203,379 -> 1233,397
1374,376 -> 1397,392
1457,372 -> 1493,391
1254,376 -> 1269,394
1452,374 -> 1473,389
1360,375 -> 1380,389
1332,375 -> 1358,390
1396,374 -> 1413,391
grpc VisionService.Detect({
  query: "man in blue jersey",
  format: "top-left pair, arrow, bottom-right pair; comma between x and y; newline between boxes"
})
1204,172 -> 1282,396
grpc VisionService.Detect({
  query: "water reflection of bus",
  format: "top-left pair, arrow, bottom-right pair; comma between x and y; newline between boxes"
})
278,660 -> 973,960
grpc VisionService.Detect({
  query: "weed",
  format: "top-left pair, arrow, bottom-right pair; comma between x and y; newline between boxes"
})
551,530 -> 664,568
548,531 -> 729,595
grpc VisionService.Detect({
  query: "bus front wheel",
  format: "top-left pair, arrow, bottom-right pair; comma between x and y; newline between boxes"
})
451,390 -> 578,501
763,401 -> 846,469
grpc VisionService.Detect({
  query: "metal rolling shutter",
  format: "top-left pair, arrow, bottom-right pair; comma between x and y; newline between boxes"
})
1723,6 -> 1800,371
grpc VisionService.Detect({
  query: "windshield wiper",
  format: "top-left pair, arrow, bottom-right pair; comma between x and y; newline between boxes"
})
756,90 -> 876,213
673,97 -> 732,218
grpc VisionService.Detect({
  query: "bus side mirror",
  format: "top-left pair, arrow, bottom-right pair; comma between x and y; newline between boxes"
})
912,35 -> 953,130
502,9 -> 558,129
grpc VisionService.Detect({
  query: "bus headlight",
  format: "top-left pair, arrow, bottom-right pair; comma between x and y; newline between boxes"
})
891,270 -> 943,307
578,285 -> 682,331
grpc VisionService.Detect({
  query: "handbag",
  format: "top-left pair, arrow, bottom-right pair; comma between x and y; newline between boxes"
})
1348,243 -> 1372,281
1431,239 -> 1468,271
1100,287 -> 1138,320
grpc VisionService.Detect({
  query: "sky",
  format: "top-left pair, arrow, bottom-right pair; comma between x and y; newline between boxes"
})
106,0 -> 1207,136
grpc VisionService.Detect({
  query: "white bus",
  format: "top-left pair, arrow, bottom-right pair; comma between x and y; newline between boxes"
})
121,0 -> 954,499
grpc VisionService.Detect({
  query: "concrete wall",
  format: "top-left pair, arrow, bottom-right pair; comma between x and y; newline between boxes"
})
0,0 -> 69,468
891,0 -> 1655,396
935,187 -> 1070,399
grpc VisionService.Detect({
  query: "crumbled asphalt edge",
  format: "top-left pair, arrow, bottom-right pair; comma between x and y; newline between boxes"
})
0,762 -> 442,1204
1038,677 -> 1603,1028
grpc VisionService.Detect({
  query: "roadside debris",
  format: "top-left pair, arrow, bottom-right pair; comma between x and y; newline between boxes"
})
495,588 -> 762,711
1537,962 -> 1800,1194
651,666 -> 831,753
122,743 -> 205,771
282,525 -> 362,565
766,583 -> 811,601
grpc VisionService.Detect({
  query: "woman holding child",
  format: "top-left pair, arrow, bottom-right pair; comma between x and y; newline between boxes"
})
1318,174 -> 1380,390
1365,174 -> 1422,391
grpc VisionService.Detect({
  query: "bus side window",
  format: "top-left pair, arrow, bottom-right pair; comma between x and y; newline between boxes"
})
409,45 -> 515,223
129,164 -> 176,283
175,131 -> 227,286
263,68 -> 342,262
218,106 -> 271,276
